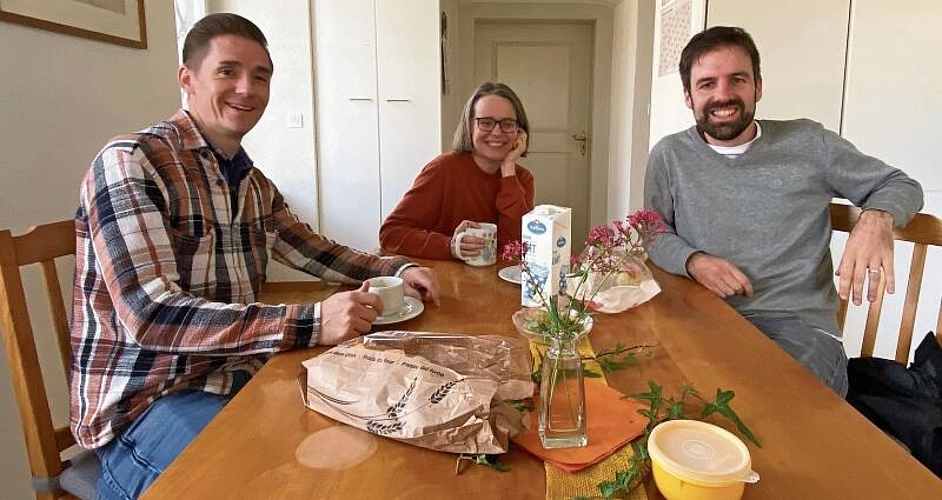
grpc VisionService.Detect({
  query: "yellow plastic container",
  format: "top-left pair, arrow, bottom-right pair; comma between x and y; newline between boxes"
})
648,420 -> 760,500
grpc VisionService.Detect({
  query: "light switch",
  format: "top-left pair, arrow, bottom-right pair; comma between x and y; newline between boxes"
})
286,112 -> 304,128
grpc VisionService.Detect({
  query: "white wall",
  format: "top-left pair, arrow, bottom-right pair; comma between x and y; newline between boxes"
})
0,2 -> 179,497
607,2 -> 635,218
208,0 -> 320,281
647,0 -> 705,148
608,0 -> 655,215
707,0 -> 849,130
440,0 -> 460,151
648,0 -> 848,143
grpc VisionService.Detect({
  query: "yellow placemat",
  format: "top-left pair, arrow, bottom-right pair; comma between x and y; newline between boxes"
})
528,340 -> 649,500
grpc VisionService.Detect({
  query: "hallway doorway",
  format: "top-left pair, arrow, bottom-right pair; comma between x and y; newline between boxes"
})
470,20 -> 595,247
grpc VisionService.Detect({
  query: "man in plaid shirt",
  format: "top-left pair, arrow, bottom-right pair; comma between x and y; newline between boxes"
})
71,13 -> 440,500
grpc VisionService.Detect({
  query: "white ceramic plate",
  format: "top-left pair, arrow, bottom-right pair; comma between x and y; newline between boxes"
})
373,296 -> 424,325
498,265 -> 522,285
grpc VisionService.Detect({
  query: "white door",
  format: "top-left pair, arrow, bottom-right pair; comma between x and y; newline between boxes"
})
473,22 -> 594,248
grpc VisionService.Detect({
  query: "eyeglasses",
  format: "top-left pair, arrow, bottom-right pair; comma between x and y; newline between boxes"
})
474,117 -> 519,133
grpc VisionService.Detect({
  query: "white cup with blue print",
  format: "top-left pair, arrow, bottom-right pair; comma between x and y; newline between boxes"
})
455,223 -> 498,267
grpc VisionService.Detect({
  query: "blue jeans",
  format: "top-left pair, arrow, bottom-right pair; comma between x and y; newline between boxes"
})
744,313 -> 849,397
95,390 -> 230,500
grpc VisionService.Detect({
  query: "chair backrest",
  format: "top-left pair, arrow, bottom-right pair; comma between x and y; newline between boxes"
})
0,220 -> 79,499
830,203 -> 942,363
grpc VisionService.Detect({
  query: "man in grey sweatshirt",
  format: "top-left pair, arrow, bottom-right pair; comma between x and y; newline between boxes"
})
644,26 -> 923,396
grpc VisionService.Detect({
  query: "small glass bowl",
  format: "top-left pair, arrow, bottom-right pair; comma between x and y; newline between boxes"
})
511,307 -> 593,346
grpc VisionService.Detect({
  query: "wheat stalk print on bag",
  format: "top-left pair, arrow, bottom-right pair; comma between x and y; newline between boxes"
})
300,332 -> 534,454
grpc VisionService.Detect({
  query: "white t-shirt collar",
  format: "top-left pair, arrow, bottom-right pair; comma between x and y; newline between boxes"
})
708,121 -> 763,159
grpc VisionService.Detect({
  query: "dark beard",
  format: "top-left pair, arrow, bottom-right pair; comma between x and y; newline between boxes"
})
695,99 -> 755,142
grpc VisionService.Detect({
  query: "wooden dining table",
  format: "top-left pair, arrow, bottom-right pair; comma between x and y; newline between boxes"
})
143,259 -> 942,499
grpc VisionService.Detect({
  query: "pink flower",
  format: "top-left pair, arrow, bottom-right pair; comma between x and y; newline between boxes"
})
507,209 -> 665,336
628,209 -> 667,236
586,225 -> 617,248
613,219 -> 627,234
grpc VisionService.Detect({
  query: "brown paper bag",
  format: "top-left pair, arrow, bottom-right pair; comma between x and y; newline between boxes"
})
299,332 -> 535,454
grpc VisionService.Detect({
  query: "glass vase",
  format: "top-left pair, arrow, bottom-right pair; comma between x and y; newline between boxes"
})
539,337 -> 587,448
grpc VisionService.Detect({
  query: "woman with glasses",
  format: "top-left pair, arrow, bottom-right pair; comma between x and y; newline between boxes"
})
380,81 -> 535,260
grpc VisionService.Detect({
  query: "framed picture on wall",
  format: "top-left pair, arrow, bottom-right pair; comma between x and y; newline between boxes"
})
0,0 -> 146,49
656,0 -> 709,78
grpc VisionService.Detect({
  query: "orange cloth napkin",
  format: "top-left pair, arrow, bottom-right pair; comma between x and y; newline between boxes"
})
511,381 -> 648,472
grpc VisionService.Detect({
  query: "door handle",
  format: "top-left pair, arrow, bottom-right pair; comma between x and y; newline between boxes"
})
571,131 -> 588,156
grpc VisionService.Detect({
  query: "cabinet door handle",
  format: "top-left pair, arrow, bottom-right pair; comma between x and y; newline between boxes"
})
348,97 -> 374,101
385,98 -> 411,102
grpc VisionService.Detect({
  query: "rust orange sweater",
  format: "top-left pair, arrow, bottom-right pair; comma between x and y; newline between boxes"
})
380,152 -> 535,259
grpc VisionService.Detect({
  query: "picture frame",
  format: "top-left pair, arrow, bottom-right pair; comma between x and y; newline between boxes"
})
655,0 -> 708,77
0,0 -> 146,49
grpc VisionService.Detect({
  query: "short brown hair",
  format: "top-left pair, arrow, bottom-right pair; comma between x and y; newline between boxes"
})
452,82 -> 530,156
679,26 -> 760,93
182,13 -> 272,70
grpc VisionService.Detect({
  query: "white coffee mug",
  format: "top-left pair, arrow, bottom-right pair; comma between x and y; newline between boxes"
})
366,276 -> 405,317
454,223 -> 498,267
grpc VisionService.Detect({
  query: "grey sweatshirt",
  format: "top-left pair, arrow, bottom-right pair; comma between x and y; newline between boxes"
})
644,119 -> 924,334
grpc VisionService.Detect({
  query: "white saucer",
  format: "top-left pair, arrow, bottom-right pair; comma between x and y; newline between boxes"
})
373,296 -> 424,325
498,265 -> 522,285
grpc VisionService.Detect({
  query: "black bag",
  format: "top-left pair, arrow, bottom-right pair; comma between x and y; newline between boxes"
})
846,331 -> 942,478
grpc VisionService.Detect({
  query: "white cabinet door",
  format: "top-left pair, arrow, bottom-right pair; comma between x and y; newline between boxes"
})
376,0 -> 442,219
314,0 -> 382,250
315,0 -> 441,251
842,0 -> 941,195
707,0 -> 849,131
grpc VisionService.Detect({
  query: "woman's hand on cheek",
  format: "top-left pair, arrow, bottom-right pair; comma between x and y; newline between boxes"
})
500,131 -> 527,176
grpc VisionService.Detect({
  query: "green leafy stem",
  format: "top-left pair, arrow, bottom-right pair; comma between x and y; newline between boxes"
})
455,453 -> 509,475
583,342 -> 657,378
456,356 -> 760,500
532,342 -> 657,384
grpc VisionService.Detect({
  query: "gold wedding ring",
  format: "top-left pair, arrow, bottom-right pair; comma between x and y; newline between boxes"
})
867,268 -> 882,274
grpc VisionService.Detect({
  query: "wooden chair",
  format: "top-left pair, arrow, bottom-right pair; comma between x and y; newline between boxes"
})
830,203 -> 942,363
0,221 -> 98,500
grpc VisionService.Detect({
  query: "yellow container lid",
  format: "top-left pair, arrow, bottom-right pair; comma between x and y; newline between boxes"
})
648,420 -> 760,485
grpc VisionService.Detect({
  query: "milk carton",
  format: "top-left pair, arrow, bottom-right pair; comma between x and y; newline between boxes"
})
521,205 -> 572,307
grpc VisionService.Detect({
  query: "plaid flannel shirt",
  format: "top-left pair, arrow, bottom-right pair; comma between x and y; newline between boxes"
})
71,110 -> 410,449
